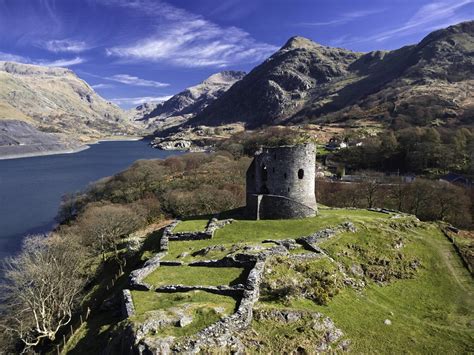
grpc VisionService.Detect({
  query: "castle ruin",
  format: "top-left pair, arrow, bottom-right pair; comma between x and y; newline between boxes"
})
246,143 -> 317,220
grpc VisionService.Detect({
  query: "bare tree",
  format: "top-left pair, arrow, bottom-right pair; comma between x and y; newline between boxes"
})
358,174 -> 380,209
0,234 -> 85,352
77,203 -> 142,270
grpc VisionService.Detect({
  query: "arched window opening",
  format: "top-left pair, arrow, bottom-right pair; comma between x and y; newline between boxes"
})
262,165 -> 268,182
272,167 -> 275,173
288,187 -> 290,192
298,169 -> 304,179
284,172 -> 287,179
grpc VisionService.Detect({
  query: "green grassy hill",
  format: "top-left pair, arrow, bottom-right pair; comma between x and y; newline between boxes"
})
64,208 -> 473,353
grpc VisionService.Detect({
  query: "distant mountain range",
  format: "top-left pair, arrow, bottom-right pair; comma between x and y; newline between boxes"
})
0,21 -> 472,158
0,61 -> 139,141
184,21 -> 474,129
129,71 -> 246,131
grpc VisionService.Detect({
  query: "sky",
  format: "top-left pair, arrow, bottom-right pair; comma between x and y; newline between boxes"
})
0,0 -> 472,109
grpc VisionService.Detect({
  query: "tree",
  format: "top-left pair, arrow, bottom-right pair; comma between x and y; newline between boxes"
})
359,171 -> 383,208
0,234 -> 85,352
77,204 -> 142,269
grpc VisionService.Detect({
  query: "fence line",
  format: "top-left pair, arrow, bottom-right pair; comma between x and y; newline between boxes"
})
55,269 -> 121,354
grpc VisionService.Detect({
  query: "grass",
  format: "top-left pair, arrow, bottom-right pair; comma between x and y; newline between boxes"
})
172,218 -> 209,233
130,290 -> 237,336
162,208 -> 390,262
238,309 -> 342,353
143,265 -> 246,287
84,207 -> 473,352
257,222 -> 474,353
62,309 -> 124,354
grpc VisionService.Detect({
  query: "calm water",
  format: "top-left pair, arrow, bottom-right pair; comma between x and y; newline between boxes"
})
0,140 -> 180,260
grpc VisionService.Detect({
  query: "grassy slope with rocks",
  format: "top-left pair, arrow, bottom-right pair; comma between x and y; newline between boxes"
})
61,207 -> 473,353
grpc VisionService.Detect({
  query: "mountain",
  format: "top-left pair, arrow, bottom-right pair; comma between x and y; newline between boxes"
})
0,119 -> 85,159
0,61 -> 139,141
190,21 -> 474,129
131,71 -> 246,130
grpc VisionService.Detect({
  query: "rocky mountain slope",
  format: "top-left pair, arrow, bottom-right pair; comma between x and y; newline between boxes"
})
0,119 -> 84,159
0,61 -> 139,142
190,21 -> 473,129
131,71 -> 245,130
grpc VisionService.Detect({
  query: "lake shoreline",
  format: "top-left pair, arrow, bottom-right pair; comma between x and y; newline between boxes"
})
0,140 -> 180,260
0,136 -> 146,161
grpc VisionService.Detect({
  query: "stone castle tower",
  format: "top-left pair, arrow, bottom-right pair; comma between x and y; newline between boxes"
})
246,143 -> 317,219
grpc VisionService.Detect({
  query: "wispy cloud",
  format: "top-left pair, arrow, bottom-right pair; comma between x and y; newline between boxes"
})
330,0 -> 473,46
371,0 -> 473,42
43,39 -> 90,53
110,95 -> 172,106
0,51 -> 28,62
298,9 -> 385,26
0,51 -> 85,67
91,83 -> 114,89
106,74 -> 169,87
104,0 -> 278,67
38,57 -> 85,67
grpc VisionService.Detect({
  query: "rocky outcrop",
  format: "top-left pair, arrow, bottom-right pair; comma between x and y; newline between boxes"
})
151,123 -> 244,151
250,308 -> 350,352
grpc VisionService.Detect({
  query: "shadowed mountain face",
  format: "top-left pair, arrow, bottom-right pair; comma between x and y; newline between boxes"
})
190,21 -> 474,129
131,71 -> 246,131
0,61 -> 139,141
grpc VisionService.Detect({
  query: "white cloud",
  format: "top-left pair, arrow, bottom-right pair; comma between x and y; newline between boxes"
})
298,9 -> 386,26
104,0 -> 278,67
371,0 -> 473,42
331,0 -> 473,46
43,39 -> 90,53
0,51 -> 85,67
106,74 -> 169,87
0,51 -> 28,62
91,83 -> 114,89
37,57 -> 85,67
110,95 -> 172,106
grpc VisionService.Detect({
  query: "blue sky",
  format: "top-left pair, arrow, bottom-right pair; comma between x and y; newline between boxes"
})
0,0 -> 472,108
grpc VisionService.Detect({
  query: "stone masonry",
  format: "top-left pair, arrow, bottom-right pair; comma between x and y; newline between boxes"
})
246,143 -> 317,220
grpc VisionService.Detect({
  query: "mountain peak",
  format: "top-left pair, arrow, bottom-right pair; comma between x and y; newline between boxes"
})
282,36 -> 322,50
0,61 -> 73,77
202,71 -> 246,85
418,20 -> 474,47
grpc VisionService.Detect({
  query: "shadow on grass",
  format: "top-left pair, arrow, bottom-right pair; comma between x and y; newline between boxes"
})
141,227 -> 165,254
218,206 -> 253,220
67,310 -> 124,355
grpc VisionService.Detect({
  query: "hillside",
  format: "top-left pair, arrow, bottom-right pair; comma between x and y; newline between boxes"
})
63,208 -> 474,353
131,71 -> 246,131
0,61 -> 140,142
190,21 -> 473,129
0,119 -> 85,159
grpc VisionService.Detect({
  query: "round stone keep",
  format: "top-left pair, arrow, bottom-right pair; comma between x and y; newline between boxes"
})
246,143 -> 317,219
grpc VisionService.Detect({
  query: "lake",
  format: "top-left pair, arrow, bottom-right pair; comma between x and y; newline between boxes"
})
0,140 -> 180,260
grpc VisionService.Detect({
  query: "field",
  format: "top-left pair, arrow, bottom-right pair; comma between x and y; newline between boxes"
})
143,265 -> 246,287
65,207 -> 474,353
